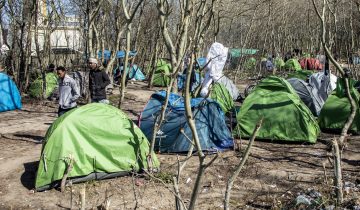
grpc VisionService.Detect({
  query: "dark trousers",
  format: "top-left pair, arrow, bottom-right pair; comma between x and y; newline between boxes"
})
58,106 -> 77,117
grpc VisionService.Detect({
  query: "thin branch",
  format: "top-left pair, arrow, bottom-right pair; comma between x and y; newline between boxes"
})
224,118 -> 263,210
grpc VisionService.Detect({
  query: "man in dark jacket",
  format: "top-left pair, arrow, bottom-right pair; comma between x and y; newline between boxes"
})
88,57 -> 111,103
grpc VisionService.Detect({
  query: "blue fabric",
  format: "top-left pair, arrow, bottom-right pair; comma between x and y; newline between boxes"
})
197,57 -> 207,67
177,72 -> 202,92
139,91 -> 233,153
116,50 -> 137,58
353,56 -> 360,65
115,65 -> 146,81
98,50 -> 137,59
0,73 -> 22,112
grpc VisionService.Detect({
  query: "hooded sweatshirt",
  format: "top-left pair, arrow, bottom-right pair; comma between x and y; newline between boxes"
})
58,74 -> 80,109
200,42 -> 228,97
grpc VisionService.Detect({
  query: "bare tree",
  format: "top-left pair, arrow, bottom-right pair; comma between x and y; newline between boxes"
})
118,0 -> 144,108
312,0 -> 357,205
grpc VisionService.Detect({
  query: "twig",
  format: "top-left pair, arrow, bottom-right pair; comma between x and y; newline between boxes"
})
60,155 -> 74,192
80,184 -> 86,210
173,176 -> 184,210
224,118 -> 263,210
143,170 -> 188,210
70,181 -> 73,209
131,173 -> 139,210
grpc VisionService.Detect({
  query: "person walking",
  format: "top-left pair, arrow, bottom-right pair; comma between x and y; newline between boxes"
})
88,57 -> 111,103
57,66 -> 80,117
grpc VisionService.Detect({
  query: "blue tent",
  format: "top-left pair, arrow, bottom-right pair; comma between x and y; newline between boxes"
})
177,72 -> 202,91
0,73 -> 22,112
114,64 -> 146,81
139,91 -> 233,153
98,50 -> 137,60
197,57 -> 207,68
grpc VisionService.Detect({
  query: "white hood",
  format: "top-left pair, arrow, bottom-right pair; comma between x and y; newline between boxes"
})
206,42 -> 228,81
200,42 -> 228,97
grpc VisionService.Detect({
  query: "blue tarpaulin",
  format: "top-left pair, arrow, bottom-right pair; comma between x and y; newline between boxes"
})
0,73 -> 22,112
177,72 -> 202,92
114,64 -> 146,81
197,57 -> 207,67
139,91 -> 233,153
98,50 -> 137,59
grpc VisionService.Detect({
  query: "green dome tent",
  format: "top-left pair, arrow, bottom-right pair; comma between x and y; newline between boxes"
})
319,78 -> 360,133
35,103 -> 160,191
284,59 -> 302,71
235,76 -> 319,143
153,59 -> 172,87
275,57 -> 285,69
210,83 -> 234,114
29,73 -> 58,98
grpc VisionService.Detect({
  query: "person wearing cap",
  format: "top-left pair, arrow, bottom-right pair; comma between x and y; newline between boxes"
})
88,57 -> 111,103
57,66 -> 80,117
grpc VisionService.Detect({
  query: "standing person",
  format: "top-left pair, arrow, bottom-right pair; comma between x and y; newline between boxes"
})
88,57 -> 111,103
57,66 -> 80,117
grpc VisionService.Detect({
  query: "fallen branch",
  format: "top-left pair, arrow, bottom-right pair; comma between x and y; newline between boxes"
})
224,118 -> 263,210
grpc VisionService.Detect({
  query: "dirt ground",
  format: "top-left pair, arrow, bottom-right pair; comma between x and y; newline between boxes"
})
0,81 -> 359,210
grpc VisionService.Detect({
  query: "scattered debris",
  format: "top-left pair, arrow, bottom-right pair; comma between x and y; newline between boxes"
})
135,178 -> 144,187
186,178 -> 192,184
295,195 -> 311,206
344,181 -> 359,194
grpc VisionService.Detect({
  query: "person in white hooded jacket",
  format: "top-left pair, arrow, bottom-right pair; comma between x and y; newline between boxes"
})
200,42 -> 240,100
200,42 -> 229,97
57,66 -> 80,117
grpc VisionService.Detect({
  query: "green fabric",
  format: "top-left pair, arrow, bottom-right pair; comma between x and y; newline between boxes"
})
35,103 -> 160,189
244,58 -> 257,70
210,83 -> 234,113
275,58 -> 285,69
287,70 -> 314,81
318,78 -> 360,133
230,48 -> 259,58
29,73 -> 58,98
284,59 -> 302,71
235,76 -> 319,143
153,59 -> 172,87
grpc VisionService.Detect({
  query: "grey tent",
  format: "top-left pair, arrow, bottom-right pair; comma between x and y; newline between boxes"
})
308,71 -> 337,102
217,76 -> 239,100
287,78 -> 324,116
288,71 -> 337,116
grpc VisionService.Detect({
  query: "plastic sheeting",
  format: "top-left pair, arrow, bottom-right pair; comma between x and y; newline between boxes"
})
287,78 -> 325,116
309,71 -> 337,102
